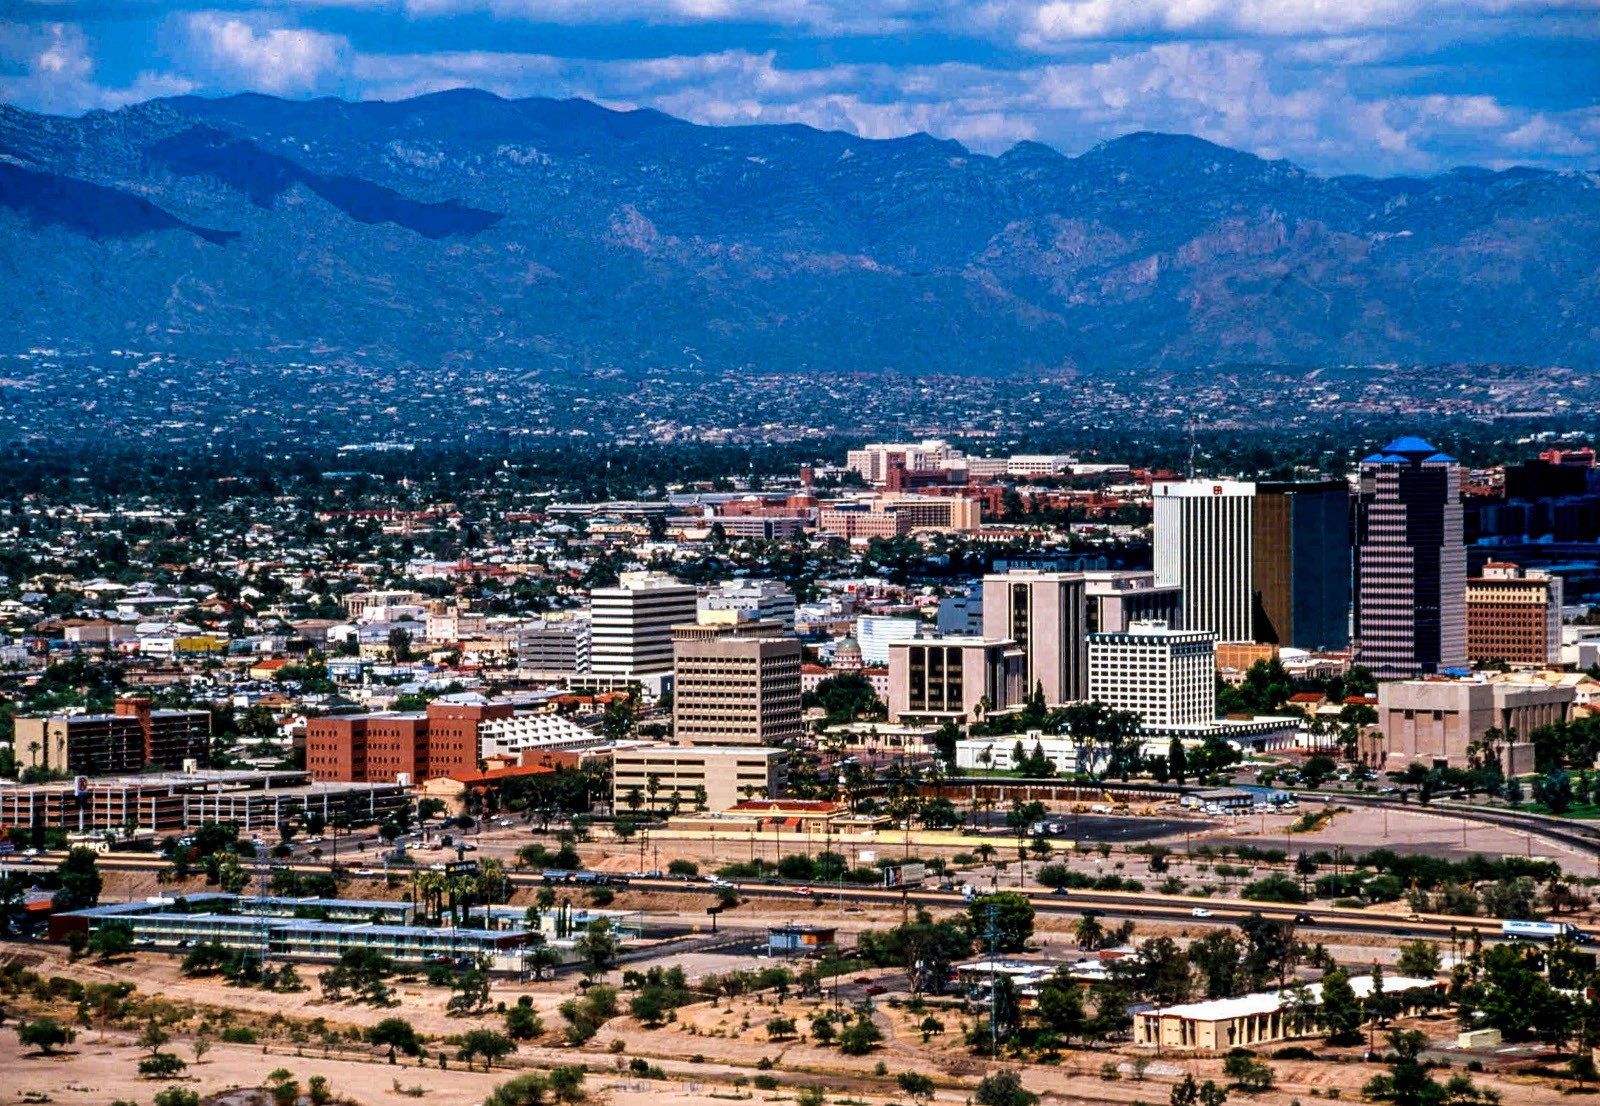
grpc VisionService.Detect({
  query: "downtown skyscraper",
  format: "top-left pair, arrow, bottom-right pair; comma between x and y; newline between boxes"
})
1153,479 -> 1350,649
1353,437 -> 1468,678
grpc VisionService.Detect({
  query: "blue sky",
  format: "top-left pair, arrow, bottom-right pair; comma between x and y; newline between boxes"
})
3,1 -> 1597,175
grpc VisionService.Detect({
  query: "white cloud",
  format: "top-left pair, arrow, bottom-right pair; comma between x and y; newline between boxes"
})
333,38 -> 1600,174
182,11 -> 347,94
0,22 -> 195,115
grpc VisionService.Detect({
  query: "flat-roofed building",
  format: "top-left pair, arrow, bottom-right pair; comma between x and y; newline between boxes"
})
1082,571 -> 1183,634
1135,974 -> 1442,1053
612,745 -> 788,811
887,637 -> 1026,724
1354,438 -> 1467,678
1374,677 -> 1570,775
672,628 -> 803,747
700,579 -> 797,632
13,696 -> 210,776
515,618 -> 591,673
1087,620 -> 1216,728
982,571 -> 1087,706
306,702 -> 515,783
589,572 -> 699,678
1467,562 -> 1562,666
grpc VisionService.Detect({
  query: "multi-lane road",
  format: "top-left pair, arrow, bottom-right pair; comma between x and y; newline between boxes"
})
58,850 -> 1500,947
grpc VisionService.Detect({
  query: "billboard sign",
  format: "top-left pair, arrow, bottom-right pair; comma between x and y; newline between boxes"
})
883,862 -> 928,889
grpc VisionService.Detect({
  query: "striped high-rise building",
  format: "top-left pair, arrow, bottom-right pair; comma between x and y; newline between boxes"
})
1153,480 -> 1257,643
1354,437 -> 1467,678
589,572 -> 700,678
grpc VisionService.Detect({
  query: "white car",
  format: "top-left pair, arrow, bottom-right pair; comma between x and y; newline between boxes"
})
1191,907 -> 1214,918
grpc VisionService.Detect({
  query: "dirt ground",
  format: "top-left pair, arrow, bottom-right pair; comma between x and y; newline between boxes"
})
6,941 -> 1592,1106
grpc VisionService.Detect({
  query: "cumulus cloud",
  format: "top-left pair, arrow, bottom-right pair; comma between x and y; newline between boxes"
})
3,0 -> 1597,174
182,11 -> 348,94
0,22 -> 195,114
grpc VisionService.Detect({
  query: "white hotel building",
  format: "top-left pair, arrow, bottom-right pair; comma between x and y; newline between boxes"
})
1087,619 -> 1217,730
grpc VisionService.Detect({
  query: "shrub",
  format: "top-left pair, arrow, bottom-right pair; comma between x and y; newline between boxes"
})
753,1076 -> 780,1090
139,1053 -> 189,1079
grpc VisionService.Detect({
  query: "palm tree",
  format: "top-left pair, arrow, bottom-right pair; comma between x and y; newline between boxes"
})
1073,913 -> 1105,952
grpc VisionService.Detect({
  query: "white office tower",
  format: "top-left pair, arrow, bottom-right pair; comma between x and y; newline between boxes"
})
1153,480 -> 1256,643
699,579 -> 797,632
589,572 -> 699,677
1087,620 -> 1217,728
855,615 -> 921,665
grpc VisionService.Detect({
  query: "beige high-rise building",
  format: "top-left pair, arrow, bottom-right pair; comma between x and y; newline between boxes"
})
672,626 -> 803,746
887,637 -> 1025,723
982,571 -> 1088,706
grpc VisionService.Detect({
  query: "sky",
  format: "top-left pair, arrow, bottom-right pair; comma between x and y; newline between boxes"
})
2,1 -> 1598,176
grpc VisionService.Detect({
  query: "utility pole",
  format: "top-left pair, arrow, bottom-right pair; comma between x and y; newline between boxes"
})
984,902 -> 1001,1061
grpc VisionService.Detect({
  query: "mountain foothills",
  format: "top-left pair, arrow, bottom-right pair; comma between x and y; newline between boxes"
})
1,90 -> 1598,373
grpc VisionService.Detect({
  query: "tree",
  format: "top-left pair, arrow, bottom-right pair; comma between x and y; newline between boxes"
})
1073,912 -> 1106,952
387,627 -> 414,661
1169,737 -> 1188,784
837,1018 -> 883,1055
366,1017 -> 422,1061
969,892 -> 1034,953
52,847 -> 103,911
810,1012 -> 836,1046
447,968 -> 493,1017
975,1069 -> 1038,1106
558,985 -> 618,1045
139,1018 -> 172,1055
898,1072 -> 936,1102
1364,1028 -> 1496,1106
1222,1054 -> 1274,1094
1536,769 -> 1575,814
458,1028 -> 517,1071
1188,931 -> 1244,999
505,1000 -> 544,1041
18,1017 -> 72,1055
153,1089 -> 200,1106
575,918 -> 618,978
140,1053 -> 189,1079
1034,974 -> 1086,1042
766,1016 -> 798,1040
88,920 -> 135,959
1171,1073 -> 1200,1106
1319,968 -> 1363,1045
549,1067 -> 587,1104
1396,939 -> 1442,978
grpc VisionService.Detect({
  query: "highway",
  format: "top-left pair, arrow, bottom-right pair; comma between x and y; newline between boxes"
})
64,851 -> 1503,947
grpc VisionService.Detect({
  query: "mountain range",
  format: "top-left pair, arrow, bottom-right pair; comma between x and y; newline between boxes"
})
1,90 -> 1597,373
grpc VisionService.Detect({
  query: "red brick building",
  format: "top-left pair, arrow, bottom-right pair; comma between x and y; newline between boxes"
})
306,702 -> 515,783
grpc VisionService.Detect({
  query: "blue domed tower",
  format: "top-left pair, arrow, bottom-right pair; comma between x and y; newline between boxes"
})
1354,437 -> 1467,678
